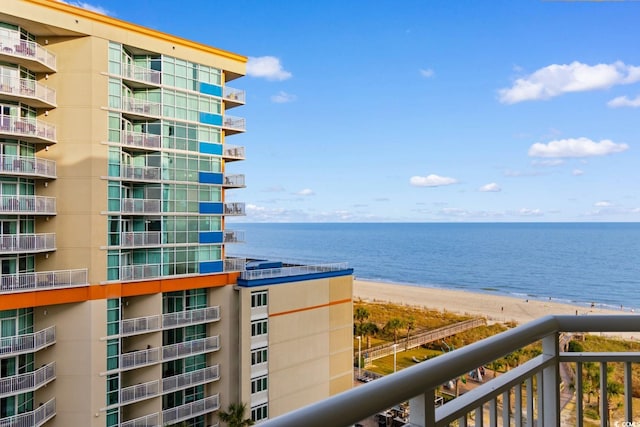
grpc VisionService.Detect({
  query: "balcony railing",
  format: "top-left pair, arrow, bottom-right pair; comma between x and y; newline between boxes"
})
0,116 -> 56,144
162,394 -> 219,426
224,202 -> 245,216
0,195 -> 56,215
121,64 -> 161,86
261,315 -> 640,427
120,198 -> 161,214
120,263 -> 162,281
0,269 -> 88,294
120,412 -> 159,427
223,144 -> 245,161
223,86 -> 246,106
240,262 -> 350,281
162,365 -> 220,394
222,115 -> 246,134
0,326 -> 55,358
0,233 -> 55,254
223,230 -> 245,243
0,76 -> 56,107
120,379 -> 160,405
121,131 -> 161,151
122,98 -> 161,118
121,165 -> 161,182
224,257 -> 246,272
223,174 -> 245,188
0,397 -> 55,427
0,31 -> 56,72
0,362 -> 55,398
0,155 -> 57,178
120,336 -> 220,370
120,306 -> 220,336
120,231 -> 162,247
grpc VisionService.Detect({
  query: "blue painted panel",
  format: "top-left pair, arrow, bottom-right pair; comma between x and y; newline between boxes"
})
199,82 -> 222,97
199,231 -> 223,244
199,142 -> 223,155
199,172 -> 223,185
199,202 -> 223,214
200,261 -> 223,274
200,112 -> 222,126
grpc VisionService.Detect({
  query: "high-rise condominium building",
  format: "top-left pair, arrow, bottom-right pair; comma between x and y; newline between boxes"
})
0,1 -> 354,426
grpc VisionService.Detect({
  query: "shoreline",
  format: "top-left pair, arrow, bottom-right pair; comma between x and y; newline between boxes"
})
353,279 -> 636,327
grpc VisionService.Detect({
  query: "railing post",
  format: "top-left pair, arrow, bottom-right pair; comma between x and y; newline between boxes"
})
542,332 -> 560,426
409,388 -> 435,427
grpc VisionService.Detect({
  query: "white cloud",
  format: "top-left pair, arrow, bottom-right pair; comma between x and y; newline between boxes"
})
409,174 -> 458,187
531,159 -> 565,167
498,61 -> 640,104
572,169 -> 585,176
420,68 -> 435,78
479,182 -> 501,192
528,137 -> 629,158
607,95 -> 640,108
594,201 -> 612,207
58,0 -> 111,15
296,188 -> 315,196
515,208 -> 543,217
271,91 -> 297,103
246,56 -> 292,81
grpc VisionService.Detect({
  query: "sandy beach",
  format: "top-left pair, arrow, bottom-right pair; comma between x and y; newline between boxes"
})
354,279 -> 632,325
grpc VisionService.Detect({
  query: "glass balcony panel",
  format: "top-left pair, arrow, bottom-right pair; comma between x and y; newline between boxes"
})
0,155 -> 57,178
223,86 -> 245,107
0,195 -> 56,215
224,202 -> 245,216
222,115 -> 245,134
0,31 -> 56,72
120,231 -> 162,247
224,257 -> 246,272
223,174 -> 245,188
121,165 -> 161,182
0,116 -> 56,144
223,230 -> 244,243
121,64 -> 161,86
120,198 -> 161,214
0,76 -> 56,107
0,233 -> 55,254
121,131 -> 161,151
222,145 -> 245,162
122,98 -> 161,119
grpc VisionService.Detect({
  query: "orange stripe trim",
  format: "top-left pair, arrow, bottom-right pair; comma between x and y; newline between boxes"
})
0,272 -> 240,310
270,297 -> 352,317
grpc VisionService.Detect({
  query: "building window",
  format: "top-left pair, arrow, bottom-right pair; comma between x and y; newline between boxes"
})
251,320 -> 268,337
251,348 -> 267,365
251,403 -> 268,422
251,291 -> 267,308
251,376 -> 267,394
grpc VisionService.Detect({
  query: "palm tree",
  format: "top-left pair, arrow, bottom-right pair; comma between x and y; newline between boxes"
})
361,321 -> 379,349
218,402 -> 254,427
404,316 -> 416,350
384,318 -> 404,344
354,307 -> 370,335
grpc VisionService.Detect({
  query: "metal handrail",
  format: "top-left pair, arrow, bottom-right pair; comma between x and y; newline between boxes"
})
0,269 -> 88,294
240,262 -> 350,281
0,155 -> 56,178
0,75 -> 56,105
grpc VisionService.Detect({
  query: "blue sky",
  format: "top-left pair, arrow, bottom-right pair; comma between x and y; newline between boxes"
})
70,0 -> 640,222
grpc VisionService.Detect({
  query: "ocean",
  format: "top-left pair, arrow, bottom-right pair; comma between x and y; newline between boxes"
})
226,222 -> 640,311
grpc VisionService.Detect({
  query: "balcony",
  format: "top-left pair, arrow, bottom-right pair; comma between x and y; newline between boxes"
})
0,76 -> 56,108
224,257 -> 246,272
224,202 -> 245,216
121,131 -> 161,151
0,326 -> 55,358
0,33 -> 56,72
0,116 -> 56,144
121,165 -> 161,182
120,336 -> 220,371
120,412 -> 159,427
120,64 -> 161,88
0,362 -> 55,398
0,155 -> 57,179
120,231 -> 162,248
223,230 -> 245,244
121,98 -> 161,120
223,144 -> 245,162
120,306 -> 221,336
261,315 -> 640,427
223,86 -> 245,108
120,379 -> 160,406
0,233 -> 55,254
119,263 -> 162,282
120,198 -> 161,214
162,365 -> 220,394
222,115 -> 246,135
0,195 -> 56,215
0,397 -> 55,427
223,174 -> 245,189
0,268 -> 88,294
162,394 -> 220,426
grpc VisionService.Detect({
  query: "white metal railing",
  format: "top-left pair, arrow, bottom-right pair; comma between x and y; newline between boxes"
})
122,98 -> 161,117
223,144 -> 245,161
121,165 -> 161,181
120,306 -> 220,336
0,155 -> 57,178
120,379 -> 160,405
0,233 -> 55,253
121,64 -> 161,85
224,230 -> 245,243
162,365 -> 220,394
120,346 -> 162,370
0,75 -> 56,106
223,86 -> 246,104
240,262 -> 350,281
121,131 -> 161,150
0,31 -> 56,71
162,394 -> 219,425
224,257 -> 246,272
120,263 -> 162,281
120,412 -> 159,427
120,198 -> 161,213
0,195 -> 56,215
224,202 -> 245,216
120,231 -> 162,247
0,115 -> 56,142
0,397 -> 55,427
0,326 -> 55,358
223,174 -> 245,188
120,336 -> 220,370
222,115 -> 246,132
0,362 -> 55,398
261,315 -> 640,427
0,268 -> 88,294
